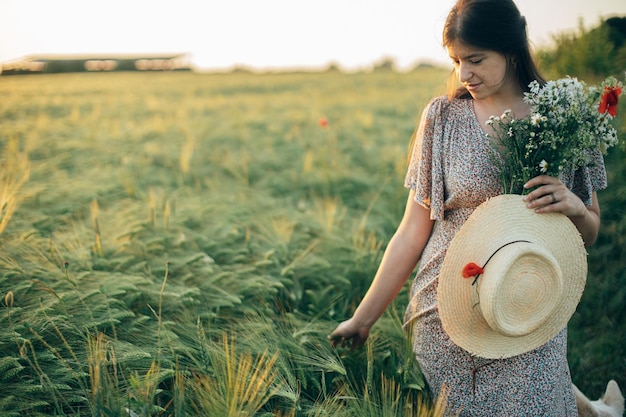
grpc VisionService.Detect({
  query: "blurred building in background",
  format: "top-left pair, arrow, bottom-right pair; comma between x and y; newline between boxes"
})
0,53 -> 192,75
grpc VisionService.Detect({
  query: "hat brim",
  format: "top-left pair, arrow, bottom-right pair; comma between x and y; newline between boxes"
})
438,194 -> 587,359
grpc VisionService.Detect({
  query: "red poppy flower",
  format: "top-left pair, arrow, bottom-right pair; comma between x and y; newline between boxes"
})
318,117 -> 328,127
462,262 -> 484,278
599,86 -> 622,117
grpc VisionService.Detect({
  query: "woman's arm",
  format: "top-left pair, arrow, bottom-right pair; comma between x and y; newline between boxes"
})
523,175 -> 601,246
329,189 -> 435,348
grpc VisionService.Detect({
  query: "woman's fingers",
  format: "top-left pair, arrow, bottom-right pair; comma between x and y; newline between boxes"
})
524,176 -> 562,206
328,323 -> 369,349
522,175 -> 587,217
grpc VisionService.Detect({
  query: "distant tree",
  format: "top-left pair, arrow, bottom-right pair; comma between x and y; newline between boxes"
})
537,17 -> 626,79
409,61 -> 444,73
605,16 -> 626,75
372,57 -> 396,72
230,65 -> 253,74
325,62 -> 342,73
605,16 -> 626,46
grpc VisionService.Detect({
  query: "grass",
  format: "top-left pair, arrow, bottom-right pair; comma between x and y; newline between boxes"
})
0,66 -> 624,415
0,68 -> 446,416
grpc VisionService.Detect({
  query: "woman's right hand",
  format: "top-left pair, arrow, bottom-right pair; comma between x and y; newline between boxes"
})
328,318 -> 371,349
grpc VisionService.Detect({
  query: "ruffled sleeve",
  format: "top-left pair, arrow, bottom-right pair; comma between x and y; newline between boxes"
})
404,96 -> 449,220
560,148 -> 608,206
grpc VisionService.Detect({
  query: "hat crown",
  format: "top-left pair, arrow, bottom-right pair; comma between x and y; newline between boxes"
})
478,242 -> 563,337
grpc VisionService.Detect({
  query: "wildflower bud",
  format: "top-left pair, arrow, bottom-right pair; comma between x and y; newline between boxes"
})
5,291 -> 14,307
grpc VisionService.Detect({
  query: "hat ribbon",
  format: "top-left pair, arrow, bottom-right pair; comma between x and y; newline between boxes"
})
462,240 -> 532,285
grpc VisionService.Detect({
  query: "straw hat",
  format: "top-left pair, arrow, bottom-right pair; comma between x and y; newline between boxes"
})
438,194 -> 587,359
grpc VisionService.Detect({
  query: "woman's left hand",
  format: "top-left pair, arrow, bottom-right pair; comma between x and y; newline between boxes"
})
522,175 -> 587,218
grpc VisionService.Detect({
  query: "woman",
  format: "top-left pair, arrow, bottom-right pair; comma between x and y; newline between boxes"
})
328,0 -> 607,415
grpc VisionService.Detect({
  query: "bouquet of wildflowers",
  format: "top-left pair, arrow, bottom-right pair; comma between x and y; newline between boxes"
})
487,75 -> 623,194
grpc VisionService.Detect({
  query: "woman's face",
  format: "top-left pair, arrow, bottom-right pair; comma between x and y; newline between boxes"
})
447,41 -> 517,100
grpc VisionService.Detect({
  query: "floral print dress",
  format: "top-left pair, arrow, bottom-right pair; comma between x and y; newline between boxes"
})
403,96 -> 607,416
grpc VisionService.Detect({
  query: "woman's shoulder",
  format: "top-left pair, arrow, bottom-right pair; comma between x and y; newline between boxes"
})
423,95 -> 472,118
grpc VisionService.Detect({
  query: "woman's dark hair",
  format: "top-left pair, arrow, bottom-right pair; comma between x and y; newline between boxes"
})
443,0 -> 545,99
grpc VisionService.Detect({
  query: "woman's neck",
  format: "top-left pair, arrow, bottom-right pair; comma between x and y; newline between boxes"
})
473,91 -> 530,136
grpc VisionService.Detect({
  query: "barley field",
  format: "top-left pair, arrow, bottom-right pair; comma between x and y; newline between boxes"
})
0,68 -> 623,416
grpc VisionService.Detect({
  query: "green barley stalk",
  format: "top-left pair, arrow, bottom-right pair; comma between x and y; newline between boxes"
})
91,199 -> 104,257
19,336 -> 66,414
366,338 -> 374,397
173,362 -> 186,417
0,137 -> 30,235
191,332 -> 281,416
179,129 -> 195,175
148,188 -> 157,228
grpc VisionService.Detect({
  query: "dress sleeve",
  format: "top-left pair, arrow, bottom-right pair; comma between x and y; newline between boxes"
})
560,147 -> 608,206
404,97 -> 448,221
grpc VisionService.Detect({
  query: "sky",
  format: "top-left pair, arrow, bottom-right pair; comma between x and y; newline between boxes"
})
1,0 -> 625,72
